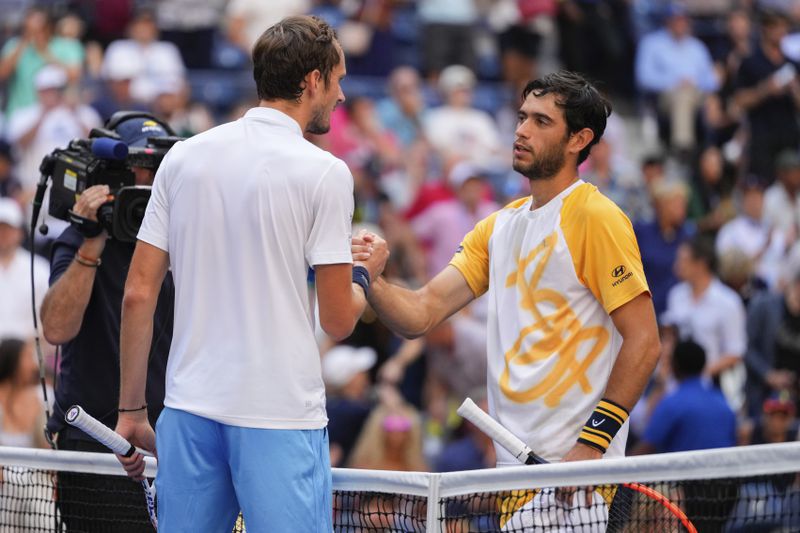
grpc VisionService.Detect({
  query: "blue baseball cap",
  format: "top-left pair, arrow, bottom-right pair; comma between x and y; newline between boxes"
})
113,117 -> 170,147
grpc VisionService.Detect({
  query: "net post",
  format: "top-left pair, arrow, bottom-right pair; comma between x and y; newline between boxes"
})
425,472 -> 441,532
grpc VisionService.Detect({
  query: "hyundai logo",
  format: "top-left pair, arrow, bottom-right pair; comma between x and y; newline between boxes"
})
612,265 -> 626,278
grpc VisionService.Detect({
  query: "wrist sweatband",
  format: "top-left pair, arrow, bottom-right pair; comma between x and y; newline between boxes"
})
68,210 -> 104,238
577,398 -> 629,453
352,265 -> 371,296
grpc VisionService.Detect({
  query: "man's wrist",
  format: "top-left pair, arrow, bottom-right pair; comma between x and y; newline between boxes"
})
577,398 -> 630,454
78,236 -> 106,257
117,408 -> 148,421
352,265 -> 371,296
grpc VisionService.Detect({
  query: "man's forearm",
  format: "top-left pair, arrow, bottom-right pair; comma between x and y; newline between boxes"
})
368,277 -> 434,338
602,333 -> 660,412
118,292 -> 157,410
41,262 -> 98,344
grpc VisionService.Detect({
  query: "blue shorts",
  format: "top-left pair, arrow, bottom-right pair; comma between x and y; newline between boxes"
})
155,407 -> 332,533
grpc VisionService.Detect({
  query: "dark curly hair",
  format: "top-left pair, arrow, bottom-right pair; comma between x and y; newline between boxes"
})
252,15 -> 340,102
521,71 -> 612,164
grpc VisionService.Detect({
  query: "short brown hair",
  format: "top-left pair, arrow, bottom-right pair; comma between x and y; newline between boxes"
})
252,16 -> 340,102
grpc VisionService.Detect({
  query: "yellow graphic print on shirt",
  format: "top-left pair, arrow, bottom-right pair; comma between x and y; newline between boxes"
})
499,231 -> 609,407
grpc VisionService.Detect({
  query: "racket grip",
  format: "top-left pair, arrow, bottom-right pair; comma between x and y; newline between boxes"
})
65,405 -> 135,457
457,398 -> 547,465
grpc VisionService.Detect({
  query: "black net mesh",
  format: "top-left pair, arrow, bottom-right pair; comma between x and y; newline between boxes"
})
332,490 -> 427,532
2,465 -> 798,532
0,466 -> 155,532
439,474 -> 800,532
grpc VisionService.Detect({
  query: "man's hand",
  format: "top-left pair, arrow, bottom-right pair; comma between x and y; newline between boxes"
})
351,229 -> 374,262
562,441 -> 603,463
357,232 -> 389,280
557,442 -> 603,506
73,185 -> 111,256
73,185 -> 111,222
115,411 -> 156,481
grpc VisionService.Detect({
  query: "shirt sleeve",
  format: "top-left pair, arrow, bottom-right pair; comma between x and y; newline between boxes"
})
49,227 -> 83,285
562,193 -> 650,314
449,210 -> 498,298
306,159 -> 354,266
137,145 -> 176,252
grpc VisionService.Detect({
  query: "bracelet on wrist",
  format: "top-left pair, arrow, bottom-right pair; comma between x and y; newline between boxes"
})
118,404 -> 147,413
352,265 -> 371,296
75,252 -> 102,268
577,398 -> 629,454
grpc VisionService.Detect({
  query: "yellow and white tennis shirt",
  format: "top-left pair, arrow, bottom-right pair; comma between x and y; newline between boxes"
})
450,180 -> 649,464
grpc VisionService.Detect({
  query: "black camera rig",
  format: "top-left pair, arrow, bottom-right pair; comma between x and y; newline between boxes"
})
35,116 -> 183,242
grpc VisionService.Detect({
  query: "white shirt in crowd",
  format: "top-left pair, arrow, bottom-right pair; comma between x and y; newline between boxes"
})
6,103 -> 101,191
424,107 -> 503,170
763,182 -> 800,236
138,107 -> 354,429
716,215 -> 787,288
6,103 -> 101,237
662,278 -> 747,407
0,249 -> 49,340
102,39 -> 185,103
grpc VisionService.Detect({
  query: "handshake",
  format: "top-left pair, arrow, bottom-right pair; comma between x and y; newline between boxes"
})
351,229 -> 390,288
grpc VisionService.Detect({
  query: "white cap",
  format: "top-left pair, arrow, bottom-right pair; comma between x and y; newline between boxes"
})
439,65 -> 476,94
321,345 -> 376,388
35,64 -> 68,90
448,161 -> 484,189
0,198 -> 23,228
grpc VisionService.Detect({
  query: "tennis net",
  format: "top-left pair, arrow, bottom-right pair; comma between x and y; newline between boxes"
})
0,442 -> 798,531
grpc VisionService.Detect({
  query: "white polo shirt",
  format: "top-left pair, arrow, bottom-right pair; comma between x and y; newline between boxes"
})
661,278 -> 747,409
138,107 -> 354,429
662,278 -> 746,368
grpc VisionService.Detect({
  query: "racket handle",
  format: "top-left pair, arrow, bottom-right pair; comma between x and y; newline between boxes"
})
457,398 -> 547,465
65,405 -> 136,457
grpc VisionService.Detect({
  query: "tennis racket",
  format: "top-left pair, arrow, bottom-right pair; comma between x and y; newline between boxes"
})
457,398 -> 697,533
65,405 -> 158,530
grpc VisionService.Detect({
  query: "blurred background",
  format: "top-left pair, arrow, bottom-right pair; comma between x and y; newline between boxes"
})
1,0 -> 799,473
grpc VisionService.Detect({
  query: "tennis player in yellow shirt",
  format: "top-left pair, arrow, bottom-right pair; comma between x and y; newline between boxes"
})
366,70 -> 660,467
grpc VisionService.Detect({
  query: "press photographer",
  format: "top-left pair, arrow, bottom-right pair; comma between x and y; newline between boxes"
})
39,111 -> 179,531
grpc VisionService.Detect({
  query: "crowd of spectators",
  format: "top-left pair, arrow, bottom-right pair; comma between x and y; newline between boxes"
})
1,0 -> 799,474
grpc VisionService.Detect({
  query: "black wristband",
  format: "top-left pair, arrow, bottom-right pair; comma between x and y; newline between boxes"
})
352,265 -> 371,296
577,398 -> 630,454
68,210 -> 104,238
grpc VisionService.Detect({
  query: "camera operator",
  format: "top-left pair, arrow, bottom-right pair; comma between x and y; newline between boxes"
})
39,112 -> 175,531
